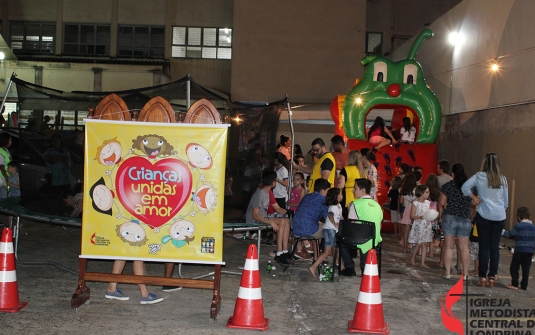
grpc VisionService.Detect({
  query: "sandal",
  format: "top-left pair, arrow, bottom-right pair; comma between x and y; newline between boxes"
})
488,276 -> 497,288
505,285 -> 519,290
477,278 -> 487,287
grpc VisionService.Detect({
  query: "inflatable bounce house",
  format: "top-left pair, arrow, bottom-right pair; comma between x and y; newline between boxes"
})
331,29 -> 440,231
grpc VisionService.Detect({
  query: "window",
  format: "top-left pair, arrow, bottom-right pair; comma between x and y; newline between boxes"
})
118,25 -> 164,58
10,22 -> 56,55
172,27 -> 232,59
366,32 -> 382,55
63,24 -> 110,56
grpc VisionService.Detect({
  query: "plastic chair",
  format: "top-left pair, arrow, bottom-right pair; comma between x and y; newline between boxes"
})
334,219 -> 380,280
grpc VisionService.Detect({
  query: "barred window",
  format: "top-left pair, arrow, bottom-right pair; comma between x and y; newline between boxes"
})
10,21 -> 56,55
63,24 -> 110,56
118,25 -> 164,58
366,32 -> 382,55
172,27 -> 232,59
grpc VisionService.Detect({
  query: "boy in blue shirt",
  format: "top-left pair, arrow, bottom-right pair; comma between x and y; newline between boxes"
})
291,178 -> 330,259
502,207 -> 535,290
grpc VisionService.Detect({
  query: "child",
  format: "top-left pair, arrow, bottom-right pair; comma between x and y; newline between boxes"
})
288,172 -> 306,211
502,207 -> 535,290
309,187 -> 342,278
425,173 -> 441,258
7,160 -> 20,197
469,222 -> 479,277
246,170 -> 291,265
272,152 -> 289,209
399,173 -> 417,252
400,116 -> 416,143
106,260 -> 163,304
292,179 -> 330,260
293,154 -> 309,182
61,183 -> 83,217
360,148 -> 378,201
408,185 -> 433,268
388,176 -> 402,238
366,116 -> 397,151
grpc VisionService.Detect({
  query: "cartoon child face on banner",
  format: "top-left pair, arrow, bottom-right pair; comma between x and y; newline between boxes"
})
81,121 -> 228,263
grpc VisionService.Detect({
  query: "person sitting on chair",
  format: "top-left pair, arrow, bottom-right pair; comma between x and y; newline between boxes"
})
339,178 -> 383,276
246,170 -> 291,266
292,178 -> 330,260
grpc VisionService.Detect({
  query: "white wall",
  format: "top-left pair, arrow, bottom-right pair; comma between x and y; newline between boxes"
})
389,0 -> 535,116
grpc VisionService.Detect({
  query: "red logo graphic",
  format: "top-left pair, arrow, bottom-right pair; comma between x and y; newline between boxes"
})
115,156 -> 192,228
441,276 -> 464,335
90,233 -> 96,245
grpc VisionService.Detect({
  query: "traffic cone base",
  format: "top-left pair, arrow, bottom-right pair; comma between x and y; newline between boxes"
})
0,228 -> 28,313
226,244 -> 269,331
348,249 -> 389,334
227,316 -> 269,331
348,320 -> 389,334
0,301 -> 28,313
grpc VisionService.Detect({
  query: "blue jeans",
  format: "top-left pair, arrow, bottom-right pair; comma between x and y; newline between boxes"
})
475,212 -> 505,278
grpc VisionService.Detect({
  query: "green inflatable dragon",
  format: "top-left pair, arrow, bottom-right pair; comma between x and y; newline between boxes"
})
342,29 -> 441,143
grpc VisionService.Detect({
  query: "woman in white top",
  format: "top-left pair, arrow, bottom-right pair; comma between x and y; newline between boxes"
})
400,117 -> 416,143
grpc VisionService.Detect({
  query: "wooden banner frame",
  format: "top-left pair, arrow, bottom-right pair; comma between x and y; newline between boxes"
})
71,95 -> 224,319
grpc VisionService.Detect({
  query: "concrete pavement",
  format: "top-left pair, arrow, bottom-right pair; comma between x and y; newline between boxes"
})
0,218 -> 534,335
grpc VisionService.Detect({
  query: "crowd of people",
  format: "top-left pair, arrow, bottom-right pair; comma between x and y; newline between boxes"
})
238,133 -> 534,290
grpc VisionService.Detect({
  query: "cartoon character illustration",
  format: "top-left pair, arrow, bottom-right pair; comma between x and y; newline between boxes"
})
131,134 -> 176,159
115,219 -> 148,246
89,177 -> 116,216
95,138 -> 123,166
186,143 -> 213,170
342,29 -> 441,143
161,220 -> 196,248
192,183 -> 217,214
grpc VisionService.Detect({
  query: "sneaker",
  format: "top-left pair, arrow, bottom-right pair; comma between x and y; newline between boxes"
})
304,244 -> 314,254
274,255 -> 290,266
295,249 -> 312,260
339,267 -> 357,277
140,293 -> 164,305
162,286 -> 182,292
283,252 -> 294,264
105,289 -> 129,301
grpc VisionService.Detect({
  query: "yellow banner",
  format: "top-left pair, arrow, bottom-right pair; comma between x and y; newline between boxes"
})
81,120 -> 228,264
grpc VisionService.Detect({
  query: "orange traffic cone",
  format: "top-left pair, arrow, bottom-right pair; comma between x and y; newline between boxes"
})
0,227 -> 27,313
348,249 -> 389,334
227,243 -> 269,330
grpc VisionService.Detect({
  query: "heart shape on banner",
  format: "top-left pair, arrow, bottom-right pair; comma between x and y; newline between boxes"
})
115,156 -> 192,228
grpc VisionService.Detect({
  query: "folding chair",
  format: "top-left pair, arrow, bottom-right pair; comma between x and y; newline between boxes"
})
334,219 -> 381,280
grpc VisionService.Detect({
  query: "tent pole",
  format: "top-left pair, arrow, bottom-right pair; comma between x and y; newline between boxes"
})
186,73 -> 191,110
0,72 -> 16,118
286,94 -> 294,200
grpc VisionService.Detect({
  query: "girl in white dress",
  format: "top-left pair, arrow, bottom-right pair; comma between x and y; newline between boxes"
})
408,184 -> 433,268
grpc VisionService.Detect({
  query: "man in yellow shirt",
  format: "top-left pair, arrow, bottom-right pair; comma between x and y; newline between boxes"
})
293,138 -> 336,193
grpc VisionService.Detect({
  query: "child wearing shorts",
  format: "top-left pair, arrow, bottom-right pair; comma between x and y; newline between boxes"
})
309,188 -> 342,278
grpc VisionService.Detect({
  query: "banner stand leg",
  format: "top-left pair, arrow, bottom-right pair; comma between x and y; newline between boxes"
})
210,264 -> 222,320
71,258 -> 90,311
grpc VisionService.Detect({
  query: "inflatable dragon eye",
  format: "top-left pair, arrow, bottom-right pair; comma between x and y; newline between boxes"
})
342,29 -> 441,144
